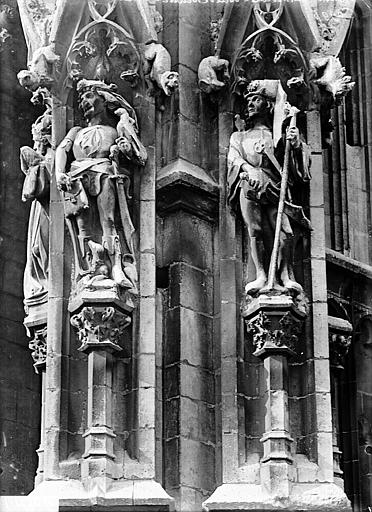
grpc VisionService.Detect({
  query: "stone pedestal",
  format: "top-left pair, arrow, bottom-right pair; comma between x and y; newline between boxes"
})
203,294 -> 351,512
24,313 -> 47,485
0,292 -> 174,511
70,303 -> 131,486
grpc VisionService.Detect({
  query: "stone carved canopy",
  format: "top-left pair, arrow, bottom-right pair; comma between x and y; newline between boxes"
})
17,0 -> 167,98
201,0 -> 355,107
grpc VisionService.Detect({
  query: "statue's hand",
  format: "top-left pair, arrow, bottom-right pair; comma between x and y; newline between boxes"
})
248,178 -> 261,191
116,136 -> 133,158
109,144 -> 120,161
240,169 -> 261,192
57,172 -> 72,192
286,126 -> 301,148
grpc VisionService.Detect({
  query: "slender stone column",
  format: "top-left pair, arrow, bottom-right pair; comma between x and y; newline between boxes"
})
26,324 -> 47,486
43,98 -> 66,481
70,305 -> 131,484
245,295 -> 306,497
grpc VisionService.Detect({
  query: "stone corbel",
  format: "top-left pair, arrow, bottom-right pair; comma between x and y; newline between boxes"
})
198,13 -> 230,95
244,294 -> 308,359
28,325 -> 47,373
70,305 -> 131,353
198,55 -> 230,95
16,0 -> 60,92
144,42 -> 179,97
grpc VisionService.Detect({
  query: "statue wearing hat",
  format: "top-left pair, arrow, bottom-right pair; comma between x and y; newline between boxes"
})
228,79 -> 311,296
55,79 -> 147,294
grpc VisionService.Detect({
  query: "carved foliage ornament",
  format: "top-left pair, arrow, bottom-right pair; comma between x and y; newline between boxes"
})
246,311 -> 302,353
29,326 -> 47,371
70,306 -> 131,352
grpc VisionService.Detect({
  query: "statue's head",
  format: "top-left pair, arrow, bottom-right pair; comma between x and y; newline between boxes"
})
77,80 -> 112,120
243,80 -> 277,119
160,71 -> 179,96
76,79 -> 137,126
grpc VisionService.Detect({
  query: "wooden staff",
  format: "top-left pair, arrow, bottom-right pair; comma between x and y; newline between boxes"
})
266,106 -> 299,290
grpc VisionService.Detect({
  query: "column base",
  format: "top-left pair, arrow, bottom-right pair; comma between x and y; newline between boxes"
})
203,483 -> 351,512
0,479 -> 175,512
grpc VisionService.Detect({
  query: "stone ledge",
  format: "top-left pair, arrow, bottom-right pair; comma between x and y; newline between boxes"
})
0,479 -> 175,512
326,248 -> 372,281
156,158 -> 219,222
203,483 -> 351,511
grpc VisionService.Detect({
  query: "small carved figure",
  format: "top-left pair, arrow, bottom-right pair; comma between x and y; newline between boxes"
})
198,55 -> 229,94
227,80 -> 311,296
21,91 -> 52,309
144,42 -> 179,96
55,79 -> 147,293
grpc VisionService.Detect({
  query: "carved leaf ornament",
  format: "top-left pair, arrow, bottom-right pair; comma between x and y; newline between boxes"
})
70,306 -> 131,352
247,310 -> 302,353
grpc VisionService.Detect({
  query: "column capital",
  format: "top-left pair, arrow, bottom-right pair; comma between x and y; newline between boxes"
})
243,294 -> 308,359
70,305 -> 131,353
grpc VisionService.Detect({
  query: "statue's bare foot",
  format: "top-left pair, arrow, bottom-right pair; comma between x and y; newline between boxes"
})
282,277 -> 303,296
112,264 -> 133,289
245,274 -> 267,296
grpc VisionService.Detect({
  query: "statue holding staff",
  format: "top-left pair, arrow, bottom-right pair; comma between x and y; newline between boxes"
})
227,80 -> 311,296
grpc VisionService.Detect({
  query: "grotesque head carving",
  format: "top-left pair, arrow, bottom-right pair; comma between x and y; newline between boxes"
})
160,71 -> 179,96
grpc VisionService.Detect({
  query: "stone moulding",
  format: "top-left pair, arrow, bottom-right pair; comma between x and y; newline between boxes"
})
156,157 -> 219,223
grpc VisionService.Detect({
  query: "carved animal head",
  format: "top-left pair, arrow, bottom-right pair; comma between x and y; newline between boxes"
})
17,70 -> 40,92
160,71 -> 179,96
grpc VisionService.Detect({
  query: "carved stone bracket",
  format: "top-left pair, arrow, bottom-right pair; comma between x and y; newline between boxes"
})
243,294 -> 307,359
70,305 -> 131,353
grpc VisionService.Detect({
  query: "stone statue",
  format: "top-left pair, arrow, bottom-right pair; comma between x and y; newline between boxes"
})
55,79 -> 147,293
227,80 -> 311,296
21,89 -> 52,311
